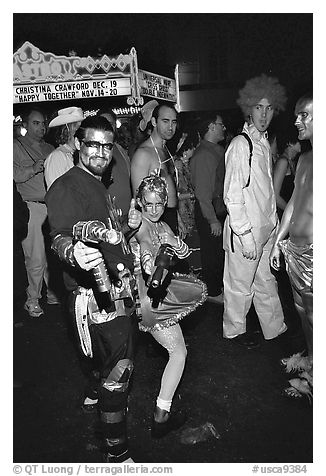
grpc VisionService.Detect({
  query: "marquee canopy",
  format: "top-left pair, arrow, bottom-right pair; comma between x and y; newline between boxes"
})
13,42 -> 179,108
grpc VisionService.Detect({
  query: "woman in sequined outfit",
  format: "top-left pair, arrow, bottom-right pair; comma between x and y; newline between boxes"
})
131,175 -> 207,438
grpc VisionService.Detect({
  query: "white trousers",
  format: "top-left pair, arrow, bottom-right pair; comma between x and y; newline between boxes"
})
22,202 -> 51,302
223,231 -> 286,339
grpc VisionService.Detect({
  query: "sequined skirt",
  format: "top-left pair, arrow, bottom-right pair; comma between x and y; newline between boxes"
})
279,239 -> 313,293
137,273 -> 207,332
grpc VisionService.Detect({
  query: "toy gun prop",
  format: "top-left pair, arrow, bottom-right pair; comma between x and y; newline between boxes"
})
149,244 -> 175,289
106,194 -> 130,255
72,221 -> 134,313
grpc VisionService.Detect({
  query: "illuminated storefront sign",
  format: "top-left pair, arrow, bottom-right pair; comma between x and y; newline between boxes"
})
112,106 -> 141,116
13,78 -> 131,104
13,42 -> 141,105
138,70 -> 177,102
13,42 -> 178,108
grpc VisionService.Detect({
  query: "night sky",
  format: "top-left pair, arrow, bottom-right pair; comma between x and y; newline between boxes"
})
13,12 -> 312,97
12,12 -> 313,137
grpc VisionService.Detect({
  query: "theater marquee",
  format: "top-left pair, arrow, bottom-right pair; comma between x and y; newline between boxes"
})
13,78 -> 132,104
13,42 -> 179,109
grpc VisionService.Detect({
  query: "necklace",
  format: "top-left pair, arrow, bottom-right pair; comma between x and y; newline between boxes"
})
150,136 -> 179,187
143,216 -> 162,248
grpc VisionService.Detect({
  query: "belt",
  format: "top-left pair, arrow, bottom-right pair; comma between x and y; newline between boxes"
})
27,200 -> 46,204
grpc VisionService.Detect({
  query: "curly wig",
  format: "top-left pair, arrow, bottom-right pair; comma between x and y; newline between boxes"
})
237,74 -> 287,118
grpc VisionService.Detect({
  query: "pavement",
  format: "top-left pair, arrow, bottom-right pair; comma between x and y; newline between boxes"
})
13,267 -> 313,464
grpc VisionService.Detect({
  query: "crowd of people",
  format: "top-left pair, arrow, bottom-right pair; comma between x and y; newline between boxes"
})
13,73 -> 313,462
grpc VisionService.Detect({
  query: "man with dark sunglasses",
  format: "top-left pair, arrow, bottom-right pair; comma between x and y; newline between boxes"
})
97,107 -> 132,220
45,115 -> 142,463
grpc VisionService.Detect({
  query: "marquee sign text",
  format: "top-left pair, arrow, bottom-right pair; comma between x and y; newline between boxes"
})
13,78 -> 131,104
138,70 -> 177,102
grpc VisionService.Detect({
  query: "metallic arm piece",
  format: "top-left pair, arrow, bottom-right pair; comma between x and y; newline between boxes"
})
72,220 -> 122,245
51,234 -> 76,267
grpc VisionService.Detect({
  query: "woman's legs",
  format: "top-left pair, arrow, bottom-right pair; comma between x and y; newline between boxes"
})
151,324 -> 187,422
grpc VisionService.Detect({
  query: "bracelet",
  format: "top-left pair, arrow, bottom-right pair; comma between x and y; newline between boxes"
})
239,229 -> 252,236
140,249 -> 153,267
174,237 -> 191,259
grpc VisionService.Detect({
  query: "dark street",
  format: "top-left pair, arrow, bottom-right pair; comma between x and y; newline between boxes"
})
13,269 -> 312,465
11,11 -> 314,471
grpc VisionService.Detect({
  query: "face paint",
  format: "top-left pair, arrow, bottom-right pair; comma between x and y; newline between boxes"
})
294,100 -> 313,141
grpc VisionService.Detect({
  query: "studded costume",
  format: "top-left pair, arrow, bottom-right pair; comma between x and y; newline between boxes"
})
46,165 -> 138,462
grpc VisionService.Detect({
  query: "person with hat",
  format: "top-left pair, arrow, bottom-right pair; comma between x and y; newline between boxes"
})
13,106 -> 56,318
44,106 -> 84,189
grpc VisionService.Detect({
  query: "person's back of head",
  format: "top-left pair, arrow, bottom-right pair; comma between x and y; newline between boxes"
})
50,124 -> 75,147
97,107 -> 117,131
47,106 -> 84,147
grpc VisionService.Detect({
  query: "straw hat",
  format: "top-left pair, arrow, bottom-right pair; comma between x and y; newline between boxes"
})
49,107 -> 84,127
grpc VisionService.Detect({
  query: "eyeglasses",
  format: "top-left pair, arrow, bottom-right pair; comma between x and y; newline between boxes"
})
81,140 -> 114,153
142,200 -> 165,211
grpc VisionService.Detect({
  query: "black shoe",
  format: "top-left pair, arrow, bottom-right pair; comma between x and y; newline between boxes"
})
103,449 -> 134,463
151,410 -> 187,439
81,399 -> 98,414
232,332 -> 260,349
81,403 -> 98,414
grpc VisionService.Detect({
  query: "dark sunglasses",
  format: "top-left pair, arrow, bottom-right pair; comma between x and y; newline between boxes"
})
81,140 -> 114,153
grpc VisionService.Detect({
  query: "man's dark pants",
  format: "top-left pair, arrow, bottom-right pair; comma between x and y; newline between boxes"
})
69,292 -> 138,459
195,200 -> 225,297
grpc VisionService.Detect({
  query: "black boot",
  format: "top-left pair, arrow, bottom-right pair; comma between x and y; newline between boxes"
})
151,407 -> 187,438
103,448 -> 134,463
232,332 -> 260,349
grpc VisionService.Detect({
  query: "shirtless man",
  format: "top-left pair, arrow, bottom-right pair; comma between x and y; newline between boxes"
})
270,92 -> 313,395
131,102 -> 179,234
